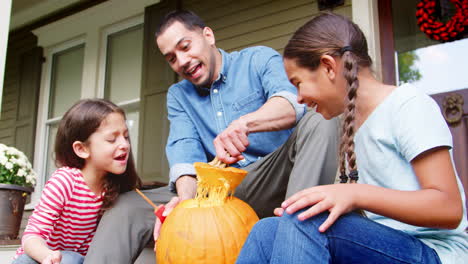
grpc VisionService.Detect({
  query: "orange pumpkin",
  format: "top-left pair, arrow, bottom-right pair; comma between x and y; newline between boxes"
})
156,162 -> 259,264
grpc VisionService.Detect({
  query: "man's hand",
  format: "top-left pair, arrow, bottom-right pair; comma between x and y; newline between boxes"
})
213,97 -> 297,164
42,251 -> 61,264
176,175 -> 197,201
214,117 -> 250,164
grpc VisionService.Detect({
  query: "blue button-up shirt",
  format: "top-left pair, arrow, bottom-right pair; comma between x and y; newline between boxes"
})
166,46 -> 306,191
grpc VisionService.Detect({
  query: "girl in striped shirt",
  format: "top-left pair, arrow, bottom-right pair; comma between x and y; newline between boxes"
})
13,99 -> 141,264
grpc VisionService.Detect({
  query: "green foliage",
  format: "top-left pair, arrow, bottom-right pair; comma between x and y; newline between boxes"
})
398,51 -> 422,85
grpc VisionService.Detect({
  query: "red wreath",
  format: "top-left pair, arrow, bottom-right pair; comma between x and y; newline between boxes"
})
416,0 -> 468,42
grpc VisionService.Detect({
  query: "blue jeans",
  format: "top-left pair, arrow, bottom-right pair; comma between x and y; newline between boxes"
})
236,212 -> 442,264
12,251 -> 84,264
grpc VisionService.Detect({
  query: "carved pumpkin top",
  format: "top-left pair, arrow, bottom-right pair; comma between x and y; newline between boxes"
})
193,162 -> 248,206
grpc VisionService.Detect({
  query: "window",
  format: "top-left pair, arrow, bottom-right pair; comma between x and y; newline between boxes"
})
44,42 -> 85,180
100,17 -> 143,163
392,0 -> 468,94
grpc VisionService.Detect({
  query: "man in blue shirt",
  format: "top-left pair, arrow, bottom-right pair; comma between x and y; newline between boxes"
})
84,10 -> 339,263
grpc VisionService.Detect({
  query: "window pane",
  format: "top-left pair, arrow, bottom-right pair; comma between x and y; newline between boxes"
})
125,108 -> 139,164
392,0 -> 468,94
397,40 -> 468,94
45,123 -> 58,181
105,25 -> 143,102
49,44 -> 84,118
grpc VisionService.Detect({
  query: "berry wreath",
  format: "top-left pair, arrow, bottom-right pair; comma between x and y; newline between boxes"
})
415,0 -> 468,42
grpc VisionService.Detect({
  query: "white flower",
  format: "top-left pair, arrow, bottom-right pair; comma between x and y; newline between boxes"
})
26,174 -> 36,185
5,162 -> 13,170
6,147 -> 20,156
0,155 -> 6,165
17,169 -> 26,177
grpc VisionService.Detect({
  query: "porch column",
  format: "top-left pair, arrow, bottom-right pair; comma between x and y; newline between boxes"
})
0,0 -> 12,116
351,0 -> 382,81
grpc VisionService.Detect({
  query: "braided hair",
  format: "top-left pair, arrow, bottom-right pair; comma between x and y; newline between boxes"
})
284,12 -> 372,183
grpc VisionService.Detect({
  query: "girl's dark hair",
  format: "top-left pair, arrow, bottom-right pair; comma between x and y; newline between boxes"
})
155,10 -> 206,38
55,98 -> 141,209
284,12 -> 372,182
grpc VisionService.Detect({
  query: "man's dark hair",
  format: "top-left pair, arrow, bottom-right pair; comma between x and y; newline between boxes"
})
155,10 -> 206,38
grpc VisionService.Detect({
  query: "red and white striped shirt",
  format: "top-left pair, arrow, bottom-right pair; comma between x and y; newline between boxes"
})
15,167 -> 103,258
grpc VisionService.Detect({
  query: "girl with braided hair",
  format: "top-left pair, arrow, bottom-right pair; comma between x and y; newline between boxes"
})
236,13 -> 467,264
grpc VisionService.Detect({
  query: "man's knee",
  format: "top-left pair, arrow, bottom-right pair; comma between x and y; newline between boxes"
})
295,113 -> 339,150
298,112 -> 339,138
101,191 -> 152,221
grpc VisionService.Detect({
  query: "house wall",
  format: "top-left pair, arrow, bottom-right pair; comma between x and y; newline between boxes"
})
187,0 -> 352,54
0,32 -> 40,159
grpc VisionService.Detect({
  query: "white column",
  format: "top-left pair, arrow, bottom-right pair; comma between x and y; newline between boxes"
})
0,0 -> 12,116
351,0 -> 382,81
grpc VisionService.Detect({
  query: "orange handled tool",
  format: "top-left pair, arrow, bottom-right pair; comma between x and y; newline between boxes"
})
135,189 -> 166,223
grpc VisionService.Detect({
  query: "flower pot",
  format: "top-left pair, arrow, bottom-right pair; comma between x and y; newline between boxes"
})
0,184 -> 33,240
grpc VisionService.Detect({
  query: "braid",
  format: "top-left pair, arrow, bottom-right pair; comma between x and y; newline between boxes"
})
338,116 -> 348,182
341,50 -> 359,183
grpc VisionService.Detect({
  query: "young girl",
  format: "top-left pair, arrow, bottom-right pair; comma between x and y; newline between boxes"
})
13,99 -> 141,264
236,13 -> 467,264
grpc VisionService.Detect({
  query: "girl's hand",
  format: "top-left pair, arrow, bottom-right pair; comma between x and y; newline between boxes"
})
153,197 -> 180,244
274,207 -> 284,216
41,250 -> 61,264
281,184 -> 358,232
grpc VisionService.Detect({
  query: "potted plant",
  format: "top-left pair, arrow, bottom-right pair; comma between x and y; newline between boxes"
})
0,143 -> 37,240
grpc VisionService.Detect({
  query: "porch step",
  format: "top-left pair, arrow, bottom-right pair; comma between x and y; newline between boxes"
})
0,243 -> 155,264
0,243 -> 18,263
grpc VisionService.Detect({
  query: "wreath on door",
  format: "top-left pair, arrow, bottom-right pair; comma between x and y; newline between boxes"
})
416,0 -> 468,42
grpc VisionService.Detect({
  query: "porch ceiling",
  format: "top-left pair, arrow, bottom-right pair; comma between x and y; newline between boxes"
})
10,0 -> 83,32
11,0 -> 47,14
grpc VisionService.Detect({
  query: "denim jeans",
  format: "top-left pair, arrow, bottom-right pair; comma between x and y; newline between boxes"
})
12,251 -> 84,264
236,211 -> 442,264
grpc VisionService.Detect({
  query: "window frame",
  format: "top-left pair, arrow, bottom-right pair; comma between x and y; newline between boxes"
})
30,37 -> 86,209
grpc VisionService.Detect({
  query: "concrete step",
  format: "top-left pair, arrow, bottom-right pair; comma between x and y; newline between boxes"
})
0,244 -> 156,264
0,244 -> 17,263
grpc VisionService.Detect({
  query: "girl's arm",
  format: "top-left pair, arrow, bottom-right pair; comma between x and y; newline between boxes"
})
280,147 -> 463,232
21,169 -> 71,262
357,146 -> 462,229
23,237 -> 61,263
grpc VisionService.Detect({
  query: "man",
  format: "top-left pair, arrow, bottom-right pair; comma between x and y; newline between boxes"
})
84,10 -> 339,263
